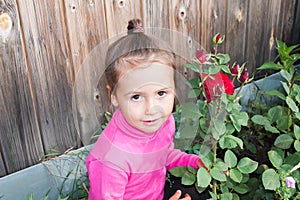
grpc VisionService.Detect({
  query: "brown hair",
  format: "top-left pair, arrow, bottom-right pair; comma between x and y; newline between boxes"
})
104,19 -> 175,94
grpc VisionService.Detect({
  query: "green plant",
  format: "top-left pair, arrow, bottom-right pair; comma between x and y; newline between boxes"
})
249,40 -> 300,199
169,33 -> 258,199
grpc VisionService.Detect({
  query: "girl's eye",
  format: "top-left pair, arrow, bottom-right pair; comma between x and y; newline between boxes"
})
157,91 -> 167,97
131,94 -> 142,101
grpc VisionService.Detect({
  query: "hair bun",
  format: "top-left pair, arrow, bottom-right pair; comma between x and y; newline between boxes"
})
127,19 -> 144,34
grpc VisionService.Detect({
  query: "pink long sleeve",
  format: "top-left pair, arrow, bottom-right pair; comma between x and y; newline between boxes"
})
166,142 -> 200,170
86,156 -> 128,200
86,109 -> 200,200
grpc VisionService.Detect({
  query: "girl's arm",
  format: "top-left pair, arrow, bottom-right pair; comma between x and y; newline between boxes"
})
165,142 -> 206,170
86,157 -> 128,200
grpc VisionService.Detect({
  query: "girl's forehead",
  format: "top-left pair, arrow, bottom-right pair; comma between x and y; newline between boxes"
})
119,62 -> 174,79
115,63 -> 175,93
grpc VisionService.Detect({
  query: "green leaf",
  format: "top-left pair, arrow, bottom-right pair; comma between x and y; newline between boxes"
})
262,169 -> 280,190
233,183 -> 249,194
220,65 -> 231,74
182,171 -> 196,185
294,140 -> 300,152
226,135 -> 243,149
264,124 -> 280,133
265,90 -> 286,101
258,62 -> 283,70
211,166 -> 227,182
184,63 -> 200,73
286,97 -> 299,112
197,167 -> 211,188
224,150 -> 237,168
181,102 -> 202,119
294,124 -> 300,140
295,112 -> 300,120
187,166 -> 197,174
230,168 -> 243,183
219,192 -> 233,200
219,136 -> 238,149
237,157 -> 258,174
274,134 -> 294,149
268,150 -> 283,169
213,119 -> 226,136
237,112 -> 249,126
188,89 -> 200,98
220,135 -> 244,150
230,114 -> 241,132
251,115 -> 270,126
268,106 -> 283,123
169,166 -> 187,177
280,70 -> 292,82
281,81 -> 290,95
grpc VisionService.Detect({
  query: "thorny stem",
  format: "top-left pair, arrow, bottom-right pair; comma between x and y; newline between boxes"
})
234,82 -> 245,101
213,141 -> 217,196
287,71 -> 297,133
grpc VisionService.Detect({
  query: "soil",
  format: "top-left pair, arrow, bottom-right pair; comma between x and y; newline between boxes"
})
163,175 -> 210,200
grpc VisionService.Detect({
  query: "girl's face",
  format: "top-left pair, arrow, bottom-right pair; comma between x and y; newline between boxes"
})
111,62 -> 175,133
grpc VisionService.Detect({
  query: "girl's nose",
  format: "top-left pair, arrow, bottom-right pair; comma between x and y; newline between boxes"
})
145,98 -> 156,115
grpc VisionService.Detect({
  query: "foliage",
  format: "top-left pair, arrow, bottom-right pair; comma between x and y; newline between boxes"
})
170,35 -> 300,199
252,40 -> 300,199
170,33 -> 257,199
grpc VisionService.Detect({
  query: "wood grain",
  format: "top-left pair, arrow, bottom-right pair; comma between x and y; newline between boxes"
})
104,0 -> 142,37
16,0 -> 78,154
0,0 -> 43,174
0,0 -> 300,177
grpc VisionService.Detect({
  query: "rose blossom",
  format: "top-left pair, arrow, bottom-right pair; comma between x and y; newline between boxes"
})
202,72 -> 234,102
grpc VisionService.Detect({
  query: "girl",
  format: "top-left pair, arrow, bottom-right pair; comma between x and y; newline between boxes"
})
86,19 -> 206,200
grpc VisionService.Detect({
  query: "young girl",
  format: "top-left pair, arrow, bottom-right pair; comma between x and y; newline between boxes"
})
86,19 -> 206,200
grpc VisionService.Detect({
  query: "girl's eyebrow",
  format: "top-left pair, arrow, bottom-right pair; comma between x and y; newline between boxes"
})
124,87 -> 172,97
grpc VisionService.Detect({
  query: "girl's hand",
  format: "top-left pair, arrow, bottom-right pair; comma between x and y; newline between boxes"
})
197,159 -> 209,172
169,190 -> 191,200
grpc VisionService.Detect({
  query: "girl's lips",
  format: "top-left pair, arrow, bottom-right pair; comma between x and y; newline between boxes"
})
142,118 -> 159,126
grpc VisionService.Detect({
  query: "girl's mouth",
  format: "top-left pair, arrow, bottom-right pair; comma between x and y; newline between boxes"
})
142,118 -> 159,126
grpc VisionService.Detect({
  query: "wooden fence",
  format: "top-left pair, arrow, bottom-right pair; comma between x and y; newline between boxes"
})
0,0 -> 300,177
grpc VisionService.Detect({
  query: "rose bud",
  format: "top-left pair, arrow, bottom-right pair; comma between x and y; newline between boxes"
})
216,33 -> 221,43
213,33 -> 224,45
230,63 -> 239,76
239,68 -> 249,83
196,49 -> 206,63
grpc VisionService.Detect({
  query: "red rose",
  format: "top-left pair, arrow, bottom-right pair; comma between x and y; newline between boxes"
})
202,72 -> 234,102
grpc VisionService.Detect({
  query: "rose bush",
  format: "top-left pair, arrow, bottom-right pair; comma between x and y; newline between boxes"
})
169,34 -> 300,199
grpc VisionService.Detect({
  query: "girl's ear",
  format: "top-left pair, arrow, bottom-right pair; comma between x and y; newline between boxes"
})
111,94 -> 119,107
106,84 -> 119,107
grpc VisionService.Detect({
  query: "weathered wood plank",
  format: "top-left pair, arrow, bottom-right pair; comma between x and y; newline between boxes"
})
226,0 -> 248,67
16,0 -> 78,154
170,0 -> 202,74
63,0 -> 110,145
0,0 -> 44,176
200,0 -> 228,54
104,0 -> 142,37
245,0 -> 270,75
280,0 -> 300,45
0,150 -> 6,176
289,0 -> 300,45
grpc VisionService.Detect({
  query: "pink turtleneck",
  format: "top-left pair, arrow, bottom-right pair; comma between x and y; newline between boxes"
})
86,109 -> 200,200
